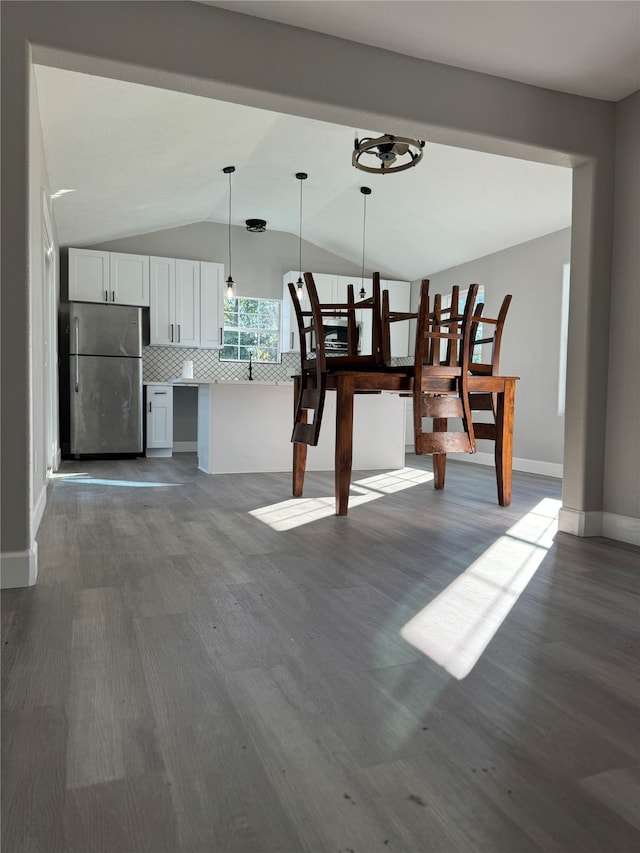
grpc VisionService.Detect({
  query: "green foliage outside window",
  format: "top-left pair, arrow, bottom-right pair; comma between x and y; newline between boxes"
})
220,297 -> 280,362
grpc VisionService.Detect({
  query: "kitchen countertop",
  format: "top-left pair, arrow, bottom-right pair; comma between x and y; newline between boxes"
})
171,378 -> 294,386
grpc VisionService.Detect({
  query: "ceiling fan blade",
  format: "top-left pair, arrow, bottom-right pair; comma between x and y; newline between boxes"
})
393,142 -> 410,156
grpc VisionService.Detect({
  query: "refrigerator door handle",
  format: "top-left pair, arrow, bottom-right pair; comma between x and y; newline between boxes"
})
74,316 -> 80,392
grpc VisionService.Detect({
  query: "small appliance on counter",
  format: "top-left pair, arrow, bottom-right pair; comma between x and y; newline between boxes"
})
68,302 -> 143,456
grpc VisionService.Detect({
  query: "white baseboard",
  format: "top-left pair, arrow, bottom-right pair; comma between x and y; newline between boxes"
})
173,441 -> 197,452
558,508 -> 603,537
1,544 -> 38,588
405,447 -> 563,479
145,447 -> 173,458
32,482 -> 47,541
602,512 -> 640,546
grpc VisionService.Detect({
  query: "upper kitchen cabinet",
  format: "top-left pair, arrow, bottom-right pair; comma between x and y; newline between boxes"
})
109,253 -> 150,306
68,248 -> 149,306
281,272 -> 343,352
68,248 -> 110,303
381,278 -> 412,358
150,257 -> 200,348
199,262 -> 225,349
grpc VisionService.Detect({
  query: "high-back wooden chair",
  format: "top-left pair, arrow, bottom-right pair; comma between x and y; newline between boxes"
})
469,294 -> 512,376
413,280 -> 480,468
289,272 -> 384,446
467,293 -> 513,443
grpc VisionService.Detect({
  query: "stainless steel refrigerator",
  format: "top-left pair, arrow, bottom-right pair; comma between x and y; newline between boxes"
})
69,302 -> 143,455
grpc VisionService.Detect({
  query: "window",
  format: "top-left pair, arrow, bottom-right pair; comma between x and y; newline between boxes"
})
220,297 -> 280,362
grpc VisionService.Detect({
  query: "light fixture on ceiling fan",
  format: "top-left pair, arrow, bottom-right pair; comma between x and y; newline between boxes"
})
353,133 -> 425,174
223,165 -> 235,298
295,171 -> 307,294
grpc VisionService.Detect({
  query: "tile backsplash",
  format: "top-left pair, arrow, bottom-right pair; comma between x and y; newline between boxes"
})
143,346 -> 300,383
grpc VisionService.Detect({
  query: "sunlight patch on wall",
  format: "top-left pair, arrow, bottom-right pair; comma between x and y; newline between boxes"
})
400,498 -> 561,679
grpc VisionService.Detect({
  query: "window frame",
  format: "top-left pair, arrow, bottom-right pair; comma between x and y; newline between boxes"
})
219,296 -> 281,363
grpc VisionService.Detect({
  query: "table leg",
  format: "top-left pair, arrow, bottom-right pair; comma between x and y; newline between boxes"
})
335,374 -> 355,516
433,418 -> 447,489
292,375 -> 307,497
495,380 -> 515,506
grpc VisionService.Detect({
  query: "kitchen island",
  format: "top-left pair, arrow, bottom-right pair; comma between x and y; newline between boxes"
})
171,378 -> 406,475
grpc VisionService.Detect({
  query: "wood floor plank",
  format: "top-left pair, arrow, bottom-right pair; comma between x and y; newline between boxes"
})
2,453 -> 638,852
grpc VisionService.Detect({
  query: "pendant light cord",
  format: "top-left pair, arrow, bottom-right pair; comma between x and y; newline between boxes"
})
361,191 -> 368,287
227,169 -> 233,279
298,177 -> 303,279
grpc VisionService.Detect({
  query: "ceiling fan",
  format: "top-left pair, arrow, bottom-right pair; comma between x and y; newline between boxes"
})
353,133 -> 425,174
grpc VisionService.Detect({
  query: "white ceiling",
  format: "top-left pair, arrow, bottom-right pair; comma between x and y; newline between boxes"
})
34,0 -> 639,279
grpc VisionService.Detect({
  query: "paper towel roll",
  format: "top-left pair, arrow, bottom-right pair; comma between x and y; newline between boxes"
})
182,359 -> 193,379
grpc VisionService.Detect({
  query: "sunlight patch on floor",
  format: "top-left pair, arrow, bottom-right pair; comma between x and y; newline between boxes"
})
53,473 -> 181,488
249,467 -> 434,530
400,497 -> 561,679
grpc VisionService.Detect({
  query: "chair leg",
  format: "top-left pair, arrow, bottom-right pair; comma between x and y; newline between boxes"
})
292,375 -> 308,496
335,374 -> 355,516
432,417 -> 447,489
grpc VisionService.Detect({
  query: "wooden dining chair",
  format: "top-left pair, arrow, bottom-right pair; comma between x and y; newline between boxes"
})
412,280 -> 480,486
288,271 -> 384,446
467,293 -> 513,443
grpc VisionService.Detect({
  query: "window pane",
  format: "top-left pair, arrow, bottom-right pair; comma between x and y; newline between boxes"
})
220,297 -> 280,362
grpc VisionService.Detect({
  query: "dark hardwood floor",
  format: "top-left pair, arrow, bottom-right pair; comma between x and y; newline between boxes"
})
2,453 -> 639,852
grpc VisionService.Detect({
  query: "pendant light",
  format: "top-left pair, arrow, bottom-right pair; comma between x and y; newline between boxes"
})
359,186 -> 371,299
295,172 -> 307,294
223,165 -> 235,298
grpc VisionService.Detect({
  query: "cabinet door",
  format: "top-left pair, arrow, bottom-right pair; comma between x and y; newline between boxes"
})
110,252 -> 150,306
281,272 -> 306,352
174,259 -> 200,348
146,385 -> 173,449
149,257 -> 175,345
200,262 -> 225,349
382,280 -> 411,357
68,248 -> 110,303
313,273 -> 338,304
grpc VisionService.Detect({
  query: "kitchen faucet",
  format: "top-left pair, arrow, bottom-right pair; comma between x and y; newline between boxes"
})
248,351 -> 253,381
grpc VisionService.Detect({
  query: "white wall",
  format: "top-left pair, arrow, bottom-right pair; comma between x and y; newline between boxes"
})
421,228 -> 571,474
603,91 -> 640,542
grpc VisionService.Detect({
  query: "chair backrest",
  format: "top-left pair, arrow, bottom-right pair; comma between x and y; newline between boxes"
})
380,272 -> 418,365
289,272 -> 384,371
414,281 -> 479,375
469,294 -> 512,375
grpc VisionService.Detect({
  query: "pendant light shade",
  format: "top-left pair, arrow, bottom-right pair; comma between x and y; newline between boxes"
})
360,186 -> 371,297
295,172 -> 307,293
223,165 -> 235,297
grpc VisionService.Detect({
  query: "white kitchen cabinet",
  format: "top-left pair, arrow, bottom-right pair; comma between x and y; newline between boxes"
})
150,257 -> 200,347
145,383 -> 173,457
199,261 -> 225,349
68,248 -> 110,303
381,278 -> 412,357
281,272 -> 366,353
68,248 -> 149,306
109,252 -> 150,306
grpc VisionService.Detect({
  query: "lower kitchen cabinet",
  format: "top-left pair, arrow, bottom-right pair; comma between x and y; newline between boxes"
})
145,383 -> 173,457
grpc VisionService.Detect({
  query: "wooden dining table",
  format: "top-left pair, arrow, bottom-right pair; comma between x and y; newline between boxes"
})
292,370 -> 518,516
